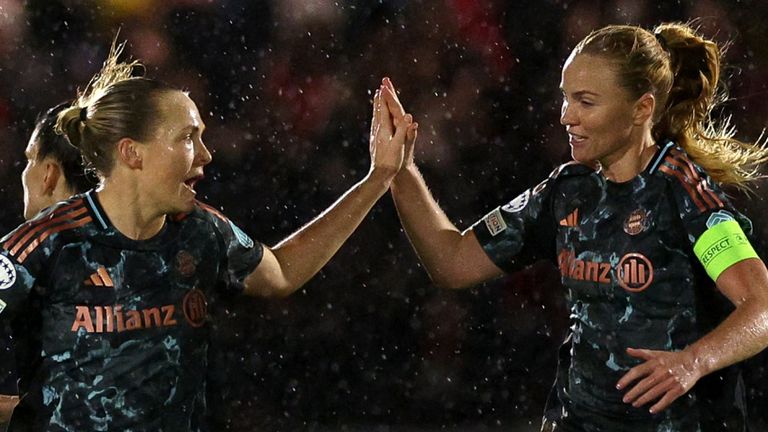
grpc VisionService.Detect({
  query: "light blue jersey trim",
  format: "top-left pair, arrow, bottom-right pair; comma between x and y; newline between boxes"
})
648,139 -> 676,174
86,191 -> 108,229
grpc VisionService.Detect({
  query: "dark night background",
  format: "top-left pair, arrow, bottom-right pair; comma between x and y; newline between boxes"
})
0,0 -> 767,430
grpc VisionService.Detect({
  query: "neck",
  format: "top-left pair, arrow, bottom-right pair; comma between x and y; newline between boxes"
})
97,178 -> 166,240
600,131 -> 657,183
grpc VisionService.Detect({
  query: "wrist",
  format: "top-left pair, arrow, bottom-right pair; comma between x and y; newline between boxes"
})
391,164 -> 419,189
682,345 -> 712,377
366,166 -> 397,188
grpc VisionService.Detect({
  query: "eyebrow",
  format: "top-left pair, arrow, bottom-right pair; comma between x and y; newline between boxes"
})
180,124 -> 206,136
561,88 -> 600,98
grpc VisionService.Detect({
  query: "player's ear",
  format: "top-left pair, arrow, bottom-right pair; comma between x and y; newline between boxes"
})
41,161 -> 62,196
116,138 -> 143,169
633,92 -> 655,126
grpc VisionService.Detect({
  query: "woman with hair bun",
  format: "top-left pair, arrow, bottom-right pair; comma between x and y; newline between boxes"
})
0,101 -> 99,425
384,22 -> 768,431
0,41 -> 414,431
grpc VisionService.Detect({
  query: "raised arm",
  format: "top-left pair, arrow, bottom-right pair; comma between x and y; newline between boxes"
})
243,86 -> 411,297
383,78 -> 504,289
0,395 -> 18,423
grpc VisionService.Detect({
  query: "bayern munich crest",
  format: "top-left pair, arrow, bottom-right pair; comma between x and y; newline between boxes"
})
623,208 -> 650,236
0,254 -> 16,290
176,250 -> 197,278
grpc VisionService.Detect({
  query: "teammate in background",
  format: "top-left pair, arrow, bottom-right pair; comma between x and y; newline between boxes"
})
22,103 -> 98,220
384,23 -> 768,431
0,103 -> 98,424
0,41 -> 414,431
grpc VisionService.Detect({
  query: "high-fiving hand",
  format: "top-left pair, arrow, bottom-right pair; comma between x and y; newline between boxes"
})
379,78 -> 418,172
369,82 -> 415,179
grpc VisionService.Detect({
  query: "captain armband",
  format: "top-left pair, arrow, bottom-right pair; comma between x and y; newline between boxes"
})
693,220 -> 759,281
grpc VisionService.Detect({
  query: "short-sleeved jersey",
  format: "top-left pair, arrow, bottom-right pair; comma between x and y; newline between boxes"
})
472,144 -> 752,431
0,191 -> 263,431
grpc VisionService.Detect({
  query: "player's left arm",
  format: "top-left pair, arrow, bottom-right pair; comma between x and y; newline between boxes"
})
618,247 -> 768,413
242,169 -> 395,298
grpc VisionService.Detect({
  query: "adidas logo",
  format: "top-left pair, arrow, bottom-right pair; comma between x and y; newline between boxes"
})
84,266 -> 114,288
559,208 -> 579,227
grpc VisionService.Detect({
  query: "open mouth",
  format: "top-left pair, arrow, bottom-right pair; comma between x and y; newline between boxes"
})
568,133 -> 587,145
183,174 -> 204,193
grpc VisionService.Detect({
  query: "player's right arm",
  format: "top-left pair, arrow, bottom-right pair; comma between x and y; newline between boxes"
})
390,164 -> 504,289
384,79 -> 559,289
0,395 -> 18,423
382,79 -> 502,289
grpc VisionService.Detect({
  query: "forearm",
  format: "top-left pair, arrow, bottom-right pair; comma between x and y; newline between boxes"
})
0,395 -> 18,423
266,169 -> 393,295
685,298 -> 768,376
390,165 -> 472,288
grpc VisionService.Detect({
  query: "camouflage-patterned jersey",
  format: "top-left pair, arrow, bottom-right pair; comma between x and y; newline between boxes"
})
472,144 -> 751,431
0,191 -> 263,431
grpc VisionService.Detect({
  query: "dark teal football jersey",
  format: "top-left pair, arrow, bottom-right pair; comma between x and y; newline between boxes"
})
0,191 -> 263,431
472,144 -> 752,431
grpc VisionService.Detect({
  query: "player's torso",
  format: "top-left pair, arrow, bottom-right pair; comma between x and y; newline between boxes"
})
553,171 -> 701,420
17,217 -> 220,431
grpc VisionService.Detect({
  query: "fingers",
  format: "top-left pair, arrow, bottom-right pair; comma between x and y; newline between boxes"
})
404,121 -> 418,164
617,349 -> 695,415
392,113 -> 412,146
626,347 -> 654,361
370,88 -> 381,141
379,85 -> 395,137
649,386 -> 685,414
616,361 -> 652,390
617,348 -> 659,390
381,77 -> 406,124
622,369 -> 666,403
631,376 -> 678,409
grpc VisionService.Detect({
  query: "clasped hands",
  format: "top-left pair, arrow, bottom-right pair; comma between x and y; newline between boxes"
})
368,78 -> 417,182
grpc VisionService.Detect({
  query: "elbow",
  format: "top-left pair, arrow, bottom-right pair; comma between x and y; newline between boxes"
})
243,277 -> 297,299
260,285 -> 295,299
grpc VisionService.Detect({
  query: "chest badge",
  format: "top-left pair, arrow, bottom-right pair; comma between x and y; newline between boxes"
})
176,250 -> 197,278
624,208 -> 650,236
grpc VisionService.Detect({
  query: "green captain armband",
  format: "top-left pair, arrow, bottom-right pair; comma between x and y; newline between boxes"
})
693,220 -> 759,281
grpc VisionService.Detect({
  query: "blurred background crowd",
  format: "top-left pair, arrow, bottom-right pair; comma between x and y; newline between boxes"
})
0,0 -> 767,430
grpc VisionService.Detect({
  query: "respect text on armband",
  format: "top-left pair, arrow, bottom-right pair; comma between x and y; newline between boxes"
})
699,234 -> 747,267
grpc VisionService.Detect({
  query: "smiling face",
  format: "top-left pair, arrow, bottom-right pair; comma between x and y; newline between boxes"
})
139,91 -> 212,214
559,52 -> 640,166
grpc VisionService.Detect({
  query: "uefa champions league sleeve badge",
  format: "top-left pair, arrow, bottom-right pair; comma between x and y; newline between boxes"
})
0,254 -> 17,290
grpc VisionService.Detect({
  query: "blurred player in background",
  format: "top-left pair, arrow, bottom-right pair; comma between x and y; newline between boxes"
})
1,102 -> 97,425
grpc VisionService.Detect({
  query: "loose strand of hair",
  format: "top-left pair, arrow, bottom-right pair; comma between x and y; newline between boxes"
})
73,36 -> 142,112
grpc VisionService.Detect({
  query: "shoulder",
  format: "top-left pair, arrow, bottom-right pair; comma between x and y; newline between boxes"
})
533,160 -> 597,197
172,201 -> 255,248
1,196 -> 93,265
171,200 -> 230,232
548,160 -> 596,180
656,146 -> 725,214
